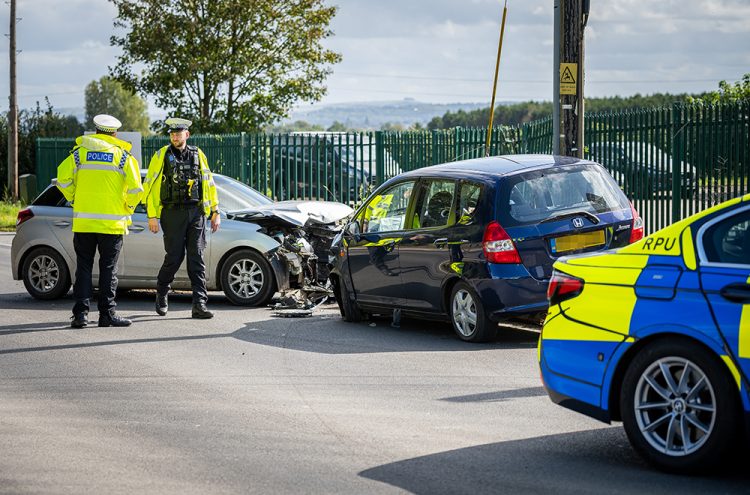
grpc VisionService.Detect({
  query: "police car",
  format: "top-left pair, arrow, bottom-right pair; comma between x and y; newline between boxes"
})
539,194 -> 750,472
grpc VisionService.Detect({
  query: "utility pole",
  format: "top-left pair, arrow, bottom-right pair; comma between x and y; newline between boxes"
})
8,0 -> 19,200
553,0 -> 589,157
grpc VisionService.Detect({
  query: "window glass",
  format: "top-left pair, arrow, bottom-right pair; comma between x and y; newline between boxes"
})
32,185 -> 66,207
413,180 -> 456,229
361,181 -> 415,233
214,174 -> 272,212
703,210 -> 750,265
456,182 -> 481,225
502,164 -> 628,225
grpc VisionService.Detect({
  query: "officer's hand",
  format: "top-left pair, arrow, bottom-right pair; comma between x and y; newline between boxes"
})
210,213 -> 221,233
148,218 -> 160,233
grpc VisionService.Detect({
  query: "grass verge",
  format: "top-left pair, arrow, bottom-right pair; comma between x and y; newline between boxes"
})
0,201 -> 23,232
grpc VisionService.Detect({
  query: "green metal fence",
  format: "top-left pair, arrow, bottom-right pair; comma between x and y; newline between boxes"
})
585,102 -> 750,233
35,101 -> 748,231
35,137 -> 76,192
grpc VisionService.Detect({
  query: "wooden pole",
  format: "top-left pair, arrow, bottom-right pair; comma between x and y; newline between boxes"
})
8,0 -> 19,200
485,0 -> 508,158
559,0 -> 584,158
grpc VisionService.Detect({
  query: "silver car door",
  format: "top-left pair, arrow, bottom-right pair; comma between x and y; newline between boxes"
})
121,204 -> 190,285
46,201 -> 124,283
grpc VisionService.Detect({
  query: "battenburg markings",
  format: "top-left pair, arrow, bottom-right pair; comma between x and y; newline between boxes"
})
86,151 -> 114,162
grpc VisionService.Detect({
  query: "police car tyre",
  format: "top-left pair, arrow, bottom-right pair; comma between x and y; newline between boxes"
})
335,276 -> 362,322
450,281 -> 495,343
620,338 -> 741,473
220,250 -> 274,306
22,247 -> 71,300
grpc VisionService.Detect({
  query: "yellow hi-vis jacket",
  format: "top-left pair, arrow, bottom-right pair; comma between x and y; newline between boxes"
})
56,134 -> 143,235
143,145 -> 219,219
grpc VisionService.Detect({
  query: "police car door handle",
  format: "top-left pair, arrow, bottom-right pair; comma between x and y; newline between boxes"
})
53,220 -> 71,227
720,283 -> 750,303
130,225 -> 145,232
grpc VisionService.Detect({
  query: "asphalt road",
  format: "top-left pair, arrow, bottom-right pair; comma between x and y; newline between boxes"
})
1,232 -> 748,494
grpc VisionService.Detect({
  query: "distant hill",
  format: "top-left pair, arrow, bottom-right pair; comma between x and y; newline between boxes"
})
285,99 -> 490,130
54,100 -> 490,132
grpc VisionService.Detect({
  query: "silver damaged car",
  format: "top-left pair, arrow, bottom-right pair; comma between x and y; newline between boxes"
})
11,173 -> 352,306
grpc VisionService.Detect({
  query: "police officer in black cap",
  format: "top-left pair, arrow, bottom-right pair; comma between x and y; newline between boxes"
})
143,117 -> 220,318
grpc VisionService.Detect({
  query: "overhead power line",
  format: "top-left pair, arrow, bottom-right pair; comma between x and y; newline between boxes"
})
333,70 -> 740,84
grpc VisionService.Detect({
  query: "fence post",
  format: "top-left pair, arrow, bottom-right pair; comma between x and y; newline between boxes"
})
454,127 -> 461,161
239,132 -> 247,184
375,130 -> 384,186
431,129 -> 439,165
671,103 -> 682,223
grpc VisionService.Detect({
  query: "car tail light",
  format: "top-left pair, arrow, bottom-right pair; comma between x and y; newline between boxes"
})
483,221 -> 521,263
547,271 -> 584,305
629,203 -> 644,244
16,208 -> 33,228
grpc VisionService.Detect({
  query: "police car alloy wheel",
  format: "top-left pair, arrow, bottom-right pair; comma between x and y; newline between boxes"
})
620,338 -> 741,473
220,249 -> 274,306
22,247 -> 71,300
449,281 -> 495,342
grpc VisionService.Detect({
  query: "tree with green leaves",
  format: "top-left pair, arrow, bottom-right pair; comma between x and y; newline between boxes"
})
0,99 -> 82,190
689,74 -> 750,104
84,76 -> 150,133
109,0 -> 341,133
265,120 -> 324,133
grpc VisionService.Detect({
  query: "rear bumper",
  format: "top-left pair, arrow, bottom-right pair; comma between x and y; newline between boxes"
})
539,346 -> 610,424
468,263 -> 549,321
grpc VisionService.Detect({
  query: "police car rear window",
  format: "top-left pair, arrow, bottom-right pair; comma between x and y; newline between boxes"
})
498,163 -> 629,226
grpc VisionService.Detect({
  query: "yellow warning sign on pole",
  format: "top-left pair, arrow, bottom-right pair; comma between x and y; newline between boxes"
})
560,63 -> 577,95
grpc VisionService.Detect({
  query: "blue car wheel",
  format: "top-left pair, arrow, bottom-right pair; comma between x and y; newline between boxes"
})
450,281 -> 495,343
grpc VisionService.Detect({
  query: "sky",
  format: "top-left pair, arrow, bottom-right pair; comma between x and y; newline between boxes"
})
0,0 -> 748,117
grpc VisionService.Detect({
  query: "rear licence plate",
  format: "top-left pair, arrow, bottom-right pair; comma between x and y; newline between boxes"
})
550,230 -> 605,254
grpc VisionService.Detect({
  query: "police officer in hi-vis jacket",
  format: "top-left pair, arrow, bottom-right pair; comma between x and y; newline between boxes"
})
143,117 -> 220,319
56,114 -> 143,328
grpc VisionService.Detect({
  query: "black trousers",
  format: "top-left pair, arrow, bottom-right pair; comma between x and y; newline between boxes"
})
73,232 -> 123,316
156,206 -> 208,305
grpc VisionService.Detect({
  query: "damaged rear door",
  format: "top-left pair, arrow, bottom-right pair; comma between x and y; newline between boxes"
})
345,180 -> 416,308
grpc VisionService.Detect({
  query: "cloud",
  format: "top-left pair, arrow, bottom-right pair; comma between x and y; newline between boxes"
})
0,0 -> 747,113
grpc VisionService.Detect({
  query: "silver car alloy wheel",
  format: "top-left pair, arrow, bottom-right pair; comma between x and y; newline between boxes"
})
28,254 -> 60,294
452,289 -> 477,337
228,258 -> 264,299
634,357 -> 717,457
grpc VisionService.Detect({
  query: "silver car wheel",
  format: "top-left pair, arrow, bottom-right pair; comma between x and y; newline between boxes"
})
228,258 -> 264,299
634,357 -> 716,457
28,254 -> 60,293
452,289 -> 477,337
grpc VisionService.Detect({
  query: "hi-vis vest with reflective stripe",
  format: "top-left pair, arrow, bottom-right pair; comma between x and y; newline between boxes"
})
56,134 -> 143,235
143,145 -> 219,219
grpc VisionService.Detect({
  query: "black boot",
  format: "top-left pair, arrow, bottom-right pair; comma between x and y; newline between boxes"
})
98,312 -> 132,327
192,303 -> 214,319
156,292 -> 168,316
71,313 -> 88,329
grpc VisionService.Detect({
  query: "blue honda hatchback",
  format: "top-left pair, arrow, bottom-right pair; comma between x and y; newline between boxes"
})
329,155 -> 643,341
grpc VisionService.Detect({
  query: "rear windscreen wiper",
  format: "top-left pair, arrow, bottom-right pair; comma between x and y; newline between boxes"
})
539,210 -> 600,225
